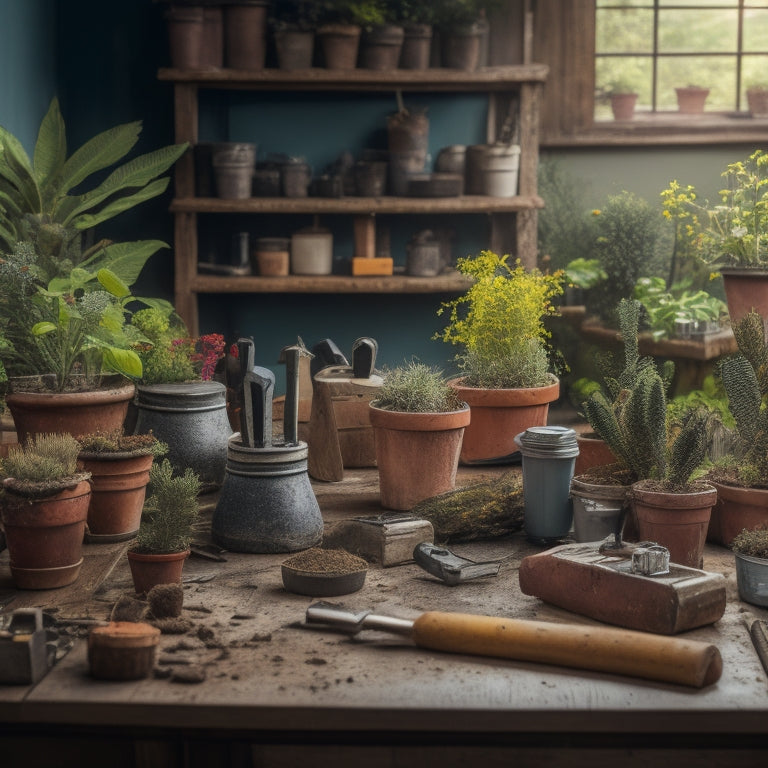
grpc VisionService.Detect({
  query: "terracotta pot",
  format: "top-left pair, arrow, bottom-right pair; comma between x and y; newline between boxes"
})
6,379 -> 135,442
610,92 -> 637,120
166,5 -> 205,69
78,452 -> 154,542
201,6 -> 224,69
719,267 -> 768,333
275,27 -> 314,70
224,1 -> 267,70
369,403 -> 470,511
359,24 -> 404,71
400,23 -> 432,70
127,549 -> 190,595
708,481 -> 768,547
440,23 -> 482,71
317,24 -> 361,70
746,87 -> 768,117
88,621 -> 161,680
630,481 -> 717,569
1,480 -> 91,589
675,86 -> 709,114
574,433 -> 617,476
448,375 -> 560,464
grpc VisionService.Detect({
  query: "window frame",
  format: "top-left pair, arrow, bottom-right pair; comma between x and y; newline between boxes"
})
534,0 -> 768,146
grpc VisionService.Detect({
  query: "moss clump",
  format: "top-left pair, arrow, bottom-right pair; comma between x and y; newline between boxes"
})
131,459 -> 201,555
732,528 -> 768,559
78,429 -> 168,457
374,361 -> 464,413
1,433 -> 89,497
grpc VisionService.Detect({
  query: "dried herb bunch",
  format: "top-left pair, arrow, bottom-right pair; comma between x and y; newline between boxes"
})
1,433 -> 89,497
78,429 -> 168,458
731,528 -> 768,559
374,360 -> 464,413
132,459 -> 201,555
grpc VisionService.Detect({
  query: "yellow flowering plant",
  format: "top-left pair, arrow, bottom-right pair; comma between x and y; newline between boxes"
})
661,149 -> 768,269
435,251 -> 563,389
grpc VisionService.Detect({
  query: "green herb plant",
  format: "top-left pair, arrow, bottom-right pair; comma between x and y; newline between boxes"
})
1,433 -> 89,497
374,360 -> 464,413
436,250 -> 563,389
78,429 -> 168,458
131,459 -> 201,555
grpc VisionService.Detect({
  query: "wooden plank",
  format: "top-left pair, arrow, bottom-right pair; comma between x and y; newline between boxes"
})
170,194 -> 546,215
190,272 -> 472,294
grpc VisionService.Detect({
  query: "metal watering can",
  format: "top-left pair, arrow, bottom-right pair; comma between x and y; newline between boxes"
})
211,339 -> 323,553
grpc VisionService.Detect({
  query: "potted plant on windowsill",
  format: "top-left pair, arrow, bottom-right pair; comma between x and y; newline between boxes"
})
369,360 -> 470,510
746,83 -> 768,118
126,458 -> 201,595
731,527 -> 768,607
605,78 -> 639,121
129,307 -> 230,492
435,250 -> 563,465
661,150 -> 768,330
0,433 -> 91,589
77,430 -> 167,543
675,85 -> 710,114
705,311 -> 768,547
0,97 -> 187,437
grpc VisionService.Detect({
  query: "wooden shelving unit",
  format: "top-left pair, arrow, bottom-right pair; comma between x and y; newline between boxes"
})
159,65 -> 548,333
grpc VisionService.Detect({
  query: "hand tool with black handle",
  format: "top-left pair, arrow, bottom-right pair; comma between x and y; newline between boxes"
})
303,603 -> 722,689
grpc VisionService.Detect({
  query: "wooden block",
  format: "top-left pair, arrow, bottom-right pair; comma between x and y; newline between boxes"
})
352,257 -> 394,276
518,541 -> 727,635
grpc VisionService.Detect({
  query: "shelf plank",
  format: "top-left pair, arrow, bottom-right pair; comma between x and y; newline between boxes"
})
191,271 -> 473,294
158,65 -> 549,91
171,195 -> 544,215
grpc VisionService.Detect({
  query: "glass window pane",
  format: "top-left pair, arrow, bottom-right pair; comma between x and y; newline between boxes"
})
657,55 -> 737,110
597,8 -> 653,54
658,9 -> 738,53
743,9 -> 768,51
743,55 -> 768,91
659,1 -> 738,7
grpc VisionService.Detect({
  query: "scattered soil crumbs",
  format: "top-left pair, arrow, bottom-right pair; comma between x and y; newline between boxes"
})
151,616 -> 194,634
196,626 -> 215,643
250,631 -> 272,642
110,595 -> 148,623
282,547 -> 368,574
170,667 -> 206,684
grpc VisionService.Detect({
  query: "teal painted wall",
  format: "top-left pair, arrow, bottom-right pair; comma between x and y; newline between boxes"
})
2,1 -> 764,394
0,0 -> 57,153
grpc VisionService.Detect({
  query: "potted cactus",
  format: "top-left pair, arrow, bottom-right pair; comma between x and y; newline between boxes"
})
369,360 -> 470,510
0,433 -> 91,589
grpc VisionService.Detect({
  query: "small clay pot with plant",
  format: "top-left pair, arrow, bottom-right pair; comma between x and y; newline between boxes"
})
78,430 -> 168,542
369,360 -> 470,510
127,459 -> 201,595
0,433 -> 91,589
732,527 -> 768,607
435,250 -> 563,464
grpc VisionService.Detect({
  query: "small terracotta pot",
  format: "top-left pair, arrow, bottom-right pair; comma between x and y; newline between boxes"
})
224,1 -> 268,70
275,27 -> 314,70
6,380 -> 135,443
88,621 -> 161,680
1,480 -> 91,589
166,6 -> 205,69
318,24 -> 361,70
369,403 -> 470,511
746,87 -> 768,117
400,23 -> 432,70
719,267 -> 768,335
610,92 -> 637,120
448,375 -> 560,464
631,481 -> 716,569
708,481 -> 768,547
359,24 -> 404,71
676,86 -> 709,114
127,549 -> 190,595
78,452 -> 154,541
574,433 -> 617,476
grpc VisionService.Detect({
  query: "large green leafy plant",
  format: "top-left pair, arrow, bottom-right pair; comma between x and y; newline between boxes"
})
0,98 -> 186,391
436,250 -> 563,389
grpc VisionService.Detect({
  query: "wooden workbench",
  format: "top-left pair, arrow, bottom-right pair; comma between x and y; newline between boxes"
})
1,465 -> 767,768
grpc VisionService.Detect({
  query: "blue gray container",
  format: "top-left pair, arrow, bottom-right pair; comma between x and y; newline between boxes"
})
514,426 -> 579,545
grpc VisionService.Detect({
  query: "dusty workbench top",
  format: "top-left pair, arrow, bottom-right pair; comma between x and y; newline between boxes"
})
1,465 -> 767,741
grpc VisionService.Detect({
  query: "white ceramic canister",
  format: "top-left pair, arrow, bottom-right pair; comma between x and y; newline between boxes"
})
291,227 -> 333,275
479,143 -> 521,197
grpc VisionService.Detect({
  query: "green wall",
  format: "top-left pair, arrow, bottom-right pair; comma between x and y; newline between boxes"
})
2,1 -> 763,394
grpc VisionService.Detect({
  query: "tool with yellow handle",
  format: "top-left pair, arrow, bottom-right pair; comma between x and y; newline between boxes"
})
304,603 -> 722,689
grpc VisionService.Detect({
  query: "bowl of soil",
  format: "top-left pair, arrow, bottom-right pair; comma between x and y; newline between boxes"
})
281,547 -> 368,596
